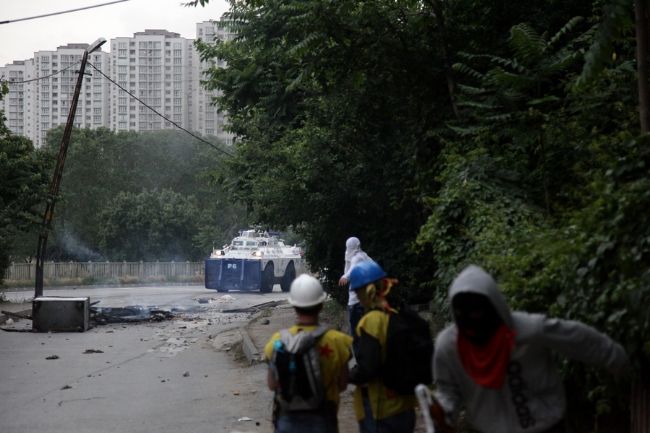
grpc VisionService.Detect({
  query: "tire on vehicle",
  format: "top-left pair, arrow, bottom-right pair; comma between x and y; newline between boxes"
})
280,261 -> 295,292
261,262 -> 274,293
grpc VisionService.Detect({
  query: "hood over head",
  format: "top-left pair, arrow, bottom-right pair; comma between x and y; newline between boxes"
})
449,265 -> 513,328
345,236 -> 362,261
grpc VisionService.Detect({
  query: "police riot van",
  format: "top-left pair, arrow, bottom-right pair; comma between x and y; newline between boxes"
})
204,229 -> 305,292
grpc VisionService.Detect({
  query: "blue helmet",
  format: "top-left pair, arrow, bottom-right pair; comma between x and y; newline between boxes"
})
349,260 -> 387,291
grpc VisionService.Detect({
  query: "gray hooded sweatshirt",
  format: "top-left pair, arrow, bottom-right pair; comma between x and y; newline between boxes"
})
433,265 -> 628,433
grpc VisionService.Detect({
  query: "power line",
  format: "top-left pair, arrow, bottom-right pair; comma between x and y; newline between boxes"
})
0,0 -> 131,25
87,61 -> 235,158
2,62 -> 80,84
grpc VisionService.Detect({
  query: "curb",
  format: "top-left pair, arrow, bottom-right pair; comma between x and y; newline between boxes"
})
239,308 -> 266,364
239,326 -> 262,364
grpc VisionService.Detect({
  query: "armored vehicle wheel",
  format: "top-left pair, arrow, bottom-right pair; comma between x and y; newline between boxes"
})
261,263 -> 274,293
280,262 -> 295,292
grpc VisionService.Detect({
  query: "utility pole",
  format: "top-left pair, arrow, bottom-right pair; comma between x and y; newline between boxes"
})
34,38 -> 106,298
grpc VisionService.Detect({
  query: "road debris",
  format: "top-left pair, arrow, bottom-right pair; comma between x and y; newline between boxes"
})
1,310 -> 32,320
223,300 -> 285,313
83,349 -> 104,354
237,417 -> 253,422
46,355 -> 59,360
61,385 -> 71,390
91,306 -> 174,324
183,371 -> 190,377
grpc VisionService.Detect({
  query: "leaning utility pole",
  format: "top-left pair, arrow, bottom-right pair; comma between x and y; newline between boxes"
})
34,38 -> 106,297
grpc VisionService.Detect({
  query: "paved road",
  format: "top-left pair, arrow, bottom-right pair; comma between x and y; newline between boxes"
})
0,285 -> 285,433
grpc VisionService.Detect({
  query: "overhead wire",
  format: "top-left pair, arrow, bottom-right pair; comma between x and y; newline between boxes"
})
2,61 -> 81,84
0,0 -> 131,25
87,61 -> 235,158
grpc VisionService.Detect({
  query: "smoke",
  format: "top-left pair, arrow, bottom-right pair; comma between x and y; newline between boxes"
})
57,228 -> 105,261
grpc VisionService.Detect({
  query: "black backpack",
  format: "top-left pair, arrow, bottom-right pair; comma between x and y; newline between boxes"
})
382,306 -> 434,395
270,325 -> 330,411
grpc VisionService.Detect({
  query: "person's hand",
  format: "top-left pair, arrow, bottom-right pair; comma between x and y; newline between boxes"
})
338,276 -> 348,286
430,399 -> 456,433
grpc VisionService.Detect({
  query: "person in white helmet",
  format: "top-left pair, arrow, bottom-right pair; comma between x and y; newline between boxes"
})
265,274 -> 353,433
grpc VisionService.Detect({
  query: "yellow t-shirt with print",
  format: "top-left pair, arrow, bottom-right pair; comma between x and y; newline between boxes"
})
353,310 -> 417,421
264,325 -> 353,408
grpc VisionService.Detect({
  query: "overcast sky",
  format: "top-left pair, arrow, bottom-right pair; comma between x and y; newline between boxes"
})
0,0 -> 230,66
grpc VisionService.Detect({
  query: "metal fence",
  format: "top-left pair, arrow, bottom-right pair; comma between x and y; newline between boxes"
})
4,261 -> 204,282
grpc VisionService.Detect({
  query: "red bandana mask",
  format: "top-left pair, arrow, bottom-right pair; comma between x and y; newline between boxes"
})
457,324 -> 516,389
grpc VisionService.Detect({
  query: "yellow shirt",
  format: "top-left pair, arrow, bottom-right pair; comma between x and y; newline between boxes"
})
353,310 -> 417,420
264,325 -> 353,408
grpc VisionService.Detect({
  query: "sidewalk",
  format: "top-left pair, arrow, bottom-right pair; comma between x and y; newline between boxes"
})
242,301 -> 426,433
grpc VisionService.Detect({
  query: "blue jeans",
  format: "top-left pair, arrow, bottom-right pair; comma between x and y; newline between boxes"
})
348,302 -> 365,354
358,395 -> 415,433
275,411 -> 338,433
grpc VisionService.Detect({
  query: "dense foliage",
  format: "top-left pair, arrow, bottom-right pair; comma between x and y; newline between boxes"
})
195,0 -> 648,428
0,83 -> 51,285
11,127 -> 244,263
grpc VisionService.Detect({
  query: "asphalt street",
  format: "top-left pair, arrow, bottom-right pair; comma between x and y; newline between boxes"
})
0,284 -> 287,433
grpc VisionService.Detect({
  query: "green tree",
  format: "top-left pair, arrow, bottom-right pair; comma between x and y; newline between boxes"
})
42,127 -> 244,261
194,1 -> 647,427
97,189 -> 201,261
0,82 -> 51,284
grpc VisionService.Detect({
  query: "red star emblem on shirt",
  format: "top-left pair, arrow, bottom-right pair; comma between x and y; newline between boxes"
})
319,343 -> 333,358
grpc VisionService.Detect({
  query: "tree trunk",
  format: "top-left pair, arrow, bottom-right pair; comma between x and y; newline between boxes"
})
428,0 -> 460,120
635,0 -> 650,133
631,380 -> 650,433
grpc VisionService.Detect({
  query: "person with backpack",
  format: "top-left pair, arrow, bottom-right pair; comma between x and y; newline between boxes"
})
348,260 -> 431,433
264,274 -> 353,433
338,236 -> 372,349
431,265 -> 629,433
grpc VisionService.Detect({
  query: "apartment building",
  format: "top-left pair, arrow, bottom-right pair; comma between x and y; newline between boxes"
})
0,60 -> 33,137
1,45 -> 111,147
194,21 -> 234,145
1,23 -> 233,147
109,30 -> 194,133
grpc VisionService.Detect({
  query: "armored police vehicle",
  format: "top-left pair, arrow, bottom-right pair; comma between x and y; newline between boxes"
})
205,229 -> 305,292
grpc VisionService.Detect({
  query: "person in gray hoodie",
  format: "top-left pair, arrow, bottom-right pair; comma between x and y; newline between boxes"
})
432,265 -> 629,433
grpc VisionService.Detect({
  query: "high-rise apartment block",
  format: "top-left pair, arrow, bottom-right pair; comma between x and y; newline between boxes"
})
0,21 -> 233,147
110,30 -> 193,133
0,60 -> 32,137
194,21 -> 234,144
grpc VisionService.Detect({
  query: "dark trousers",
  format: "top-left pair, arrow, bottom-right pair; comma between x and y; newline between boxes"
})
348,302 -> 365,354
358,395 -> 415,433
543,422 -> 566,433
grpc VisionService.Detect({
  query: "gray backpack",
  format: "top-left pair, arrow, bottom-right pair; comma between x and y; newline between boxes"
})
271,325 -> 329,411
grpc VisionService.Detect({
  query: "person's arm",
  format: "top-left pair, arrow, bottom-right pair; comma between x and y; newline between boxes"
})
339,259 -> 351,285
433,336 -> 462,426
267,366 -> 278,391
264,335 -> 280,391
536,315 -> 629,375
348,329 -> 382,384
342,253 -> 370,279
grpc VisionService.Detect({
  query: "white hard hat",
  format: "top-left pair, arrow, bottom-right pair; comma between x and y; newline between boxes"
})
288,274 -> 327,308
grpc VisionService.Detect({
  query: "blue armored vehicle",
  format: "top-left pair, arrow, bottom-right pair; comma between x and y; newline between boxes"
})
205,229 -> 305,293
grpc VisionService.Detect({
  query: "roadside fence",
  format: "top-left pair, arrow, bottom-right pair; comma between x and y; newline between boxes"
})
4,261 -> 204,283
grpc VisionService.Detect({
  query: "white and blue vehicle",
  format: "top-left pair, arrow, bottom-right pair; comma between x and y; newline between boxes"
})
205,229 -> 305,293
